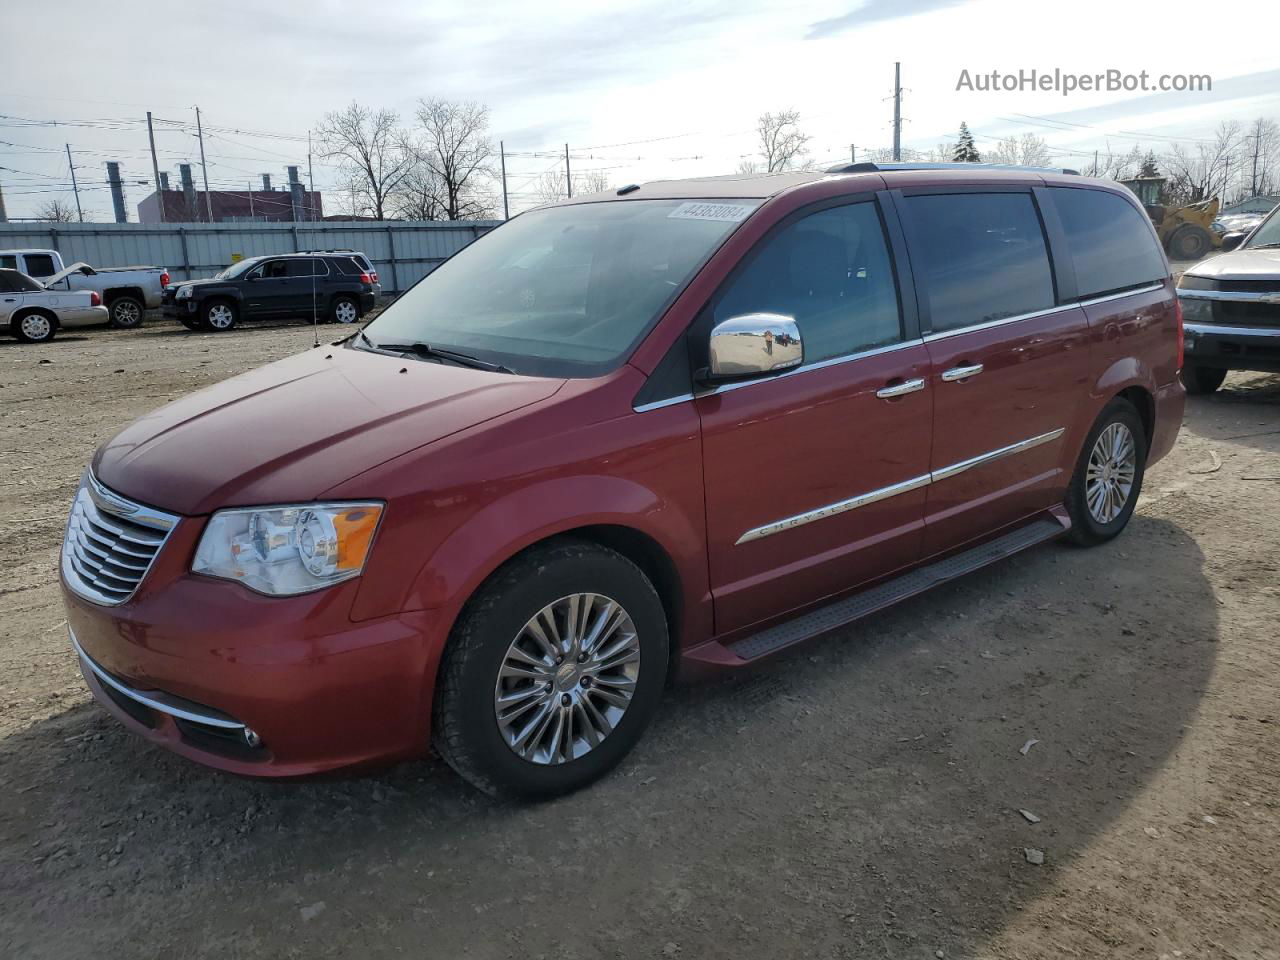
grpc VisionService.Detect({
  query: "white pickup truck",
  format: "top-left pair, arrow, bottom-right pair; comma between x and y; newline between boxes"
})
0,248 -> 169,329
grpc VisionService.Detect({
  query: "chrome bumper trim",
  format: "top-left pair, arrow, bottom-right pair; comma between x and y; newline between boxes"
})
1185,322 -> 1280,339
70,627 -> 244,730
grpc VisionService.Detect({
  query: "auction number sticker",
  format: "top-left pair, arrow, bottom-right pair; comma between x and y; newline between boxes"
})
667,202 -> 755,222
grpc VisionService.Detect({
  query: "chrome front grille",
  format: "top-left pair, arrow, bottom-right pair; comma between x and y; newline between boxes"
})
62,474 -> 178,605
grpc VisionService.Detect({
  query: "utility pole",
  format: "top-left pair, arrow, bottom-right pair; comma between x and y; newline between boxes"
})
500,140 -> 509,220
565,143 -> 572,198
1250,123 -> 1261,197
1093,150 -> 1099,177
849,143 -> 856,164
248,180 -> 255,219
307,130 -> 316,221
66,143 -> 84,222
195,106 -> 213,221
0,181 -> 8,223
146,112 -> 165,222
892,62 -> 902,162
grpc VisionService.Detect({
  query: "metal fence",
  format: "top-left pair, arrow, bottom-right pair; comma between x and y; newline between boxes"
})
0,220 -> 501,294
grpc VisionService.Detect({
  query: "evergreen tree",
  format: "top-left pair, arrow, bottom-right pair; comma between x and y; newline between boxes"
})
953,122 -> 981,163
1138,152 -> 1161,178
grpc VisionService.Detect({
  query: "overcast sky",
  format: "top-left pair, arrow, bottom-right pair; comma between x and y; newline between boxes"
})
3,0 -> 1278,220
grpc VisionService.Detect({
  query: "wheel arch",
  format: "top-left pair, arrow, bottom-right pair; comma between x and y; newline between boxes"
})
10,305 -> 59,331
102,285 -> 144,305
1115,384 -> 1155,447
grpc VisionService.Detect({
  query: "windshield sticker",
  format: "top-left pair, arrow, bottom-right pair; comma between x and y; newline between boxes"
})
667,202 -> 755,223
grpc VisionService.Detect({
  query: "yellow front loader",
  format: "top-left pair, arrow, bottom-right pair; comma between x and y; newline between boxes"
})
1120,176 -> 1220,261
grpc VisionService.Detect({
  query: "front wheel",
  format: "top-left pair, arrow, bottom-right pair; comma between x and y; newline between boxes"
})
202,299 -> 237,332
433,540 -> 669,799
13,311 -> 56,344
1166,224 -> 1213,261
108,295 -> 144,329
1180,365 -> 1227,395
1065,399 -> 1147,546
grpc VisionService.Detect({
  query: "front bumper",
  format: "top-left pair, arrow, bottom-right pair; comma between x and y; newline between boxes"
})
1183,322 -> 1280,373
58,305 -> 110,329
162,298 -> 196,319
62,563 -> 446,777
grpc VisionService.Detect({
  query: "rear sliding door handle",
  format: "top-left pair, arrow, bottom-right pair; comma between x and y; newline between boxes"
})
876,377 -> 926,399
941,363 -> 984,382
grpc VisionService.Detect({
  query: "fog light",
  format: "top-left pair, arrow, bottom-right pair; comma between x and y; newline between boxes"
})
242,727 -> 262,748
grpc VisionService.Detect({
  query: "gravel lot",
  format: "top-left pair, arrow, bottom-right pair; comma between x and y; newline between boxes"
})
1,315 -> 1277,959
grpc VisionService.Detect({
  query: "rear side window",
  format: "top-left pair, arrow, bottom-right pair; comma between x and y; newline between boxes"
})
0,255 -> 16,270
903,192 -> 1055,333
713,201 -> 903,365
0,270 -> 41,292
1051,187 -> 1167,298
284,258 -> 326,277
23,253 -> 57,277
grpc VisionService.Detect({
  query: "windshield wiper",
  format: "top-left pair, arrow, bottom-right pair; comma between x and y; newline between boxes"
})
361,334 -> 514,373
1246,242 -> 1280,249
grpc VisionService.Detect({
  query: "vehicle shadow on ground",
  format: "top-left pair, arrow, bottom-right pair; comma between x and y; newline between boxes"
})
0,516 -> 1216,959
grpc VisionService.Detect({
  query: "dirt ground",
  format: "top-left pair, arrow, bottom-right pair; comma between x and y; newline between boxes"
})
1,315 -> 1277,959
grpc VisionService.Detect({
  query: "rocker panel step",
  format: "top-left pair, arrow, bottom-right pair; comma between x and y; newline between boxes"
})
726,515 -> 1067,662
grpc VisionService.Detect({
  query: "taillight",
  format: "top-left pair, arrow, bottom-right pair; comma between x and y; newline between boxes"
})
359,272 -> 373,284
1175,297 -> 1184,372
160,271 -> 170,288
90,291 -> 101,307
370,271 -> 378,283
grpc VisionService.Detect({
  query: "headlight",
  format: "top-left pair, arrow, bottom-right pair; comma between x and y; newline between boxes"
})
176,285 -> 193,299
1178,295 -> 1214,323
192,502 -> 383,596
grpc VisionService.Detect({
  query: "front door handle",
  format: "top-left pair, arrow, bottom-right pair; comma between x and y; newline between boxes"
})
876,377 -> 926,399
941,363 -> 984,382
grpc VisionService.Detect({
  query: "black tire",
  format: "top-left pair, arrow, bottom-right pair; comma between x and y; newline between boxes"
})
433,539 -> 669,799
107,295 -> 144,329
1065,398 -> 1148,547
201,298 -> 238,332
1166,224 -> 1213,261
12,310 -> 57,344
1180,365 -> 1227,395
330,295 -> 360,325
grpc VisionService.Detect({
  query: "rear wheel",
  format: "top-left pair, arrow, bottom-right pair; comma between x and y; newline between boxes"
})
1166,224 -> 1213,261
202,299 -> 237,332
331,295 -> 360,324
13,311 -> 56,344
433,540 -> 669,799
1180,365 -> 1227,395
107,295 -> 144,329
1065,399 -> 1147,546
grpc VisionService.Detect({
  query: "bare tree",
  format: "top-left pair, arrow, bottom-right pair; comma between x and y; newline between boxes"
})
1244,117 -> 1280,197
409,99 -> 495,220
988,133 -> 1053,167
37,198 -> 78,222
533,167 -> 611,205
316,101 -> 412,220
1163,121 -> 1243,205
752,110 -> 811,172
1090,143 -> 1146,181
393,163 -> 447,221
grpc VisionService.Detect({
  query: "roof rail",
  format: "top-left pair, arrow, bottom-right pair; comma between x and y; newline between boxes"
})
826,161 -> 1080,176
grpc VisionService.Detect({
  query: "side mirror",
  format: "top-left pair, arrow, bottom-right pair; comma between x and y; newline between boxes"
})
703,313 -> 803,382
1221,232 -> 1245,252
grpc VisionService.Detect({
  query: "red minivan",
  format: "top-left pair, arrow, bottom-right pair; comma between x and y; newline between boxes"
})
61,164 -> 1185,798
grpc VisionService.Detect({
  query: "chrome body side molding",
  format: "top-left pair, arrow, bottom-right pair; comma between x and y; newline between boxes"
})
735,428 -> 1066,545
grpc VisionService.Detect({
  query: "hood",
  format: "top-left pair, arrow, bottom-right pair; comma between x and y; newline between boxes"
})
170,277 -> 223,291
1184,246 -> 1280,281
94,346 -> 565,515
43,262 -> 93,287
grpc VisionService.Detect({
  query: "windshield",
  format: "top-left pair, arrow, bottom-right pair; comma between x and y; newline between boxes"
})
1245,206 -> 1280,248
361,198 -> 759,377
214,257 -> 262,280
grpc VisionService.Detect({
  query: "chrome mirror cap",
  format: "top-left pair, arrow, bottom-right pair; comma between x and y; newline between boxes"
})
707,313 -> 803,380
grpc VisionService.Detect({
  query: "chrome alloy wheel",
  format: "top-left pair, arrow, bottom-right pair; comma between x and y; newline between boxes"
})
334,300 -> 359,323
1086,422 -> 1137,524
20,314 -> 52,341
494,593 -> 641,765
207,304 -> 235,329
113,299 -> 142,326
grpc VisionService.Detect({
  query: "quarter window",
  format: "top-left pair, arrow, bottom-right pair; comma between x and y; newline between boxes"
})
903,192 -> 1056,333
1050,187 -> 1167,298
713,201 -> 903,365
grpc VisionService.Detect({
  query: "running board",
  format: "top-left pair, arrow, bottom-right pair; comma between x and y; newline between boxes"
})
722,514 -> 1068,663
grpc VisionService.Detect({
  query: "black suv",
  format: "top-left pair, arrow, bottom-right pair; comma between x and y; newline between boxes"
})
163,253 -> 378,331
